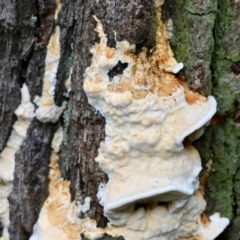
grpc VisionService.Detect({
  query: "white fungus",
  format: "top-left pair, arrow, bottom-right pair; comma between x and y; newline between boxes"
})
26,0 -> 230,239
77,197 -> 92,214
29,126 -> 105,240
0,84 -> 35,239
82,2 -> 229,238
34,25 -> 66,123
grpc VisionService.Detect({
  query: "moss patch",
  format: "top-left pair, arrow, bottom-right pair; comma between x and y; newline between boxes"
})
163,0 -> 240,239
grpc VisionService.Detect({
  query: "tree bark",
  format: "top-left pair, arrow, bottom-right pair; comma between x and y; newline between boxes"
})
0,0 -> 239,240
163,1 -> 240,239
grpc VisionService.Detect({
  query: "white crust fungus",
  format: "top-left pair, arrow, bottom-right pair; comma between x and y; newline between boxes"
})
77,197 -> 92,214
0,84 -> 35,239
83,1 -> 229,239
0,1 -> 70,238
29,127 -> 105,240
34,26 -> 66,123
34,0 -> 69,123
5,0 -> 229,239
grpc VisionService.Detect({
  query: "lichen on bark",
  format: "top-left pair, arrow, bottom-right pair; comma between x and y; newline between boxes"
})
162,0 -> 240,239
162,0 -> 217,96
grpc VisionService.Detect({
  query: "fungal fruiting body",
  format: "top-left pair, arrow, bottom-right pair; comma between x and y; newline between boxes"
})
0,23 -> 63,239
29,127 -> 105,240
34,25 -> 66,123
0,84 -> 35,239
83,5 -> 229,240
29,127 -> 83,240
33,0 -> 67,124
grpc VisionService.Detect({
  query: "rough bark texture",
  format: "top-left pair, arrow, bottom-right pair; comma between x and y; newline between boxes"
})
0,0 -> 156,239
1,0 -> 239,239
163,1 -> 240,239
8,120 -> 58,240
59,0 -> 156,231
0,0 -> 58,239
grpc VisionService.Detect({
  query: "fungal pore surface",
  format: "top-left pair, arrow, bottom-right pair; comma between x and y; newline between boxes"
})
83,1 -> 229,239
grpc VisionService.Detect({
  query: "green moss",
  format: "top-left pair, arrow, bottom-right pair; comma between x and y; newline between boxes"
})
228,216 -> 240,240
163,1 -> 240,238
214,0 -> 240,62
212,0 -> 240,115
184,0 -> 217,14
195,118 -> 240,221
144,9 -> 158,48
162,0 -> 216,95
213,84 -> 236,115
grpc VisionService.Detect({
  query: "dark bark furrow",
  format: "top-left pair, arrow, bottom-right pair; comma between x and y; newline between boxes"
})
0,0 -> 55,152
8,119 -> 58,240
1,1 -> 58,239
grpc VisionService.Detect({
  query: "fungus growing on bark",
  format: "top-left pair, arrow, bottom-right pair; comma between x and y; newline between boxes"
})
0,84 -> 35,239
19,0 -> 229,239
29,127 -> 105,240
83,1 -> 229,239
34,25 -> 66,123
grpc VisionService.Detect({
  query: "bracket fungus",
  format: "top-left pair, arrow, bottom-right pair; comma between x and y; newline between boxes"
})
83,2 -> 229,239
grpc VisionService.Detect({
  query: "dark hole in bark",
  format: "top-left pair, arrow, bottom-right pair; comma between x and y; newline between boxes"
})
215,230 -> 228,240
108,61 -> 128,78
34,14 -> 41,28
158,201 -> 169,211
233,109 -> 240,123
18,60 -> 28,87
0,221 -> 3,237
231,61 -> 240,75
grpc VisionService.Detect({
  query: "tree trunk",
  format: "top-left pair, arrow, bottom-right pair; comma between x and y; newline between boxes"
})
0,0 -> 239,240
162,1 -> 240,239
